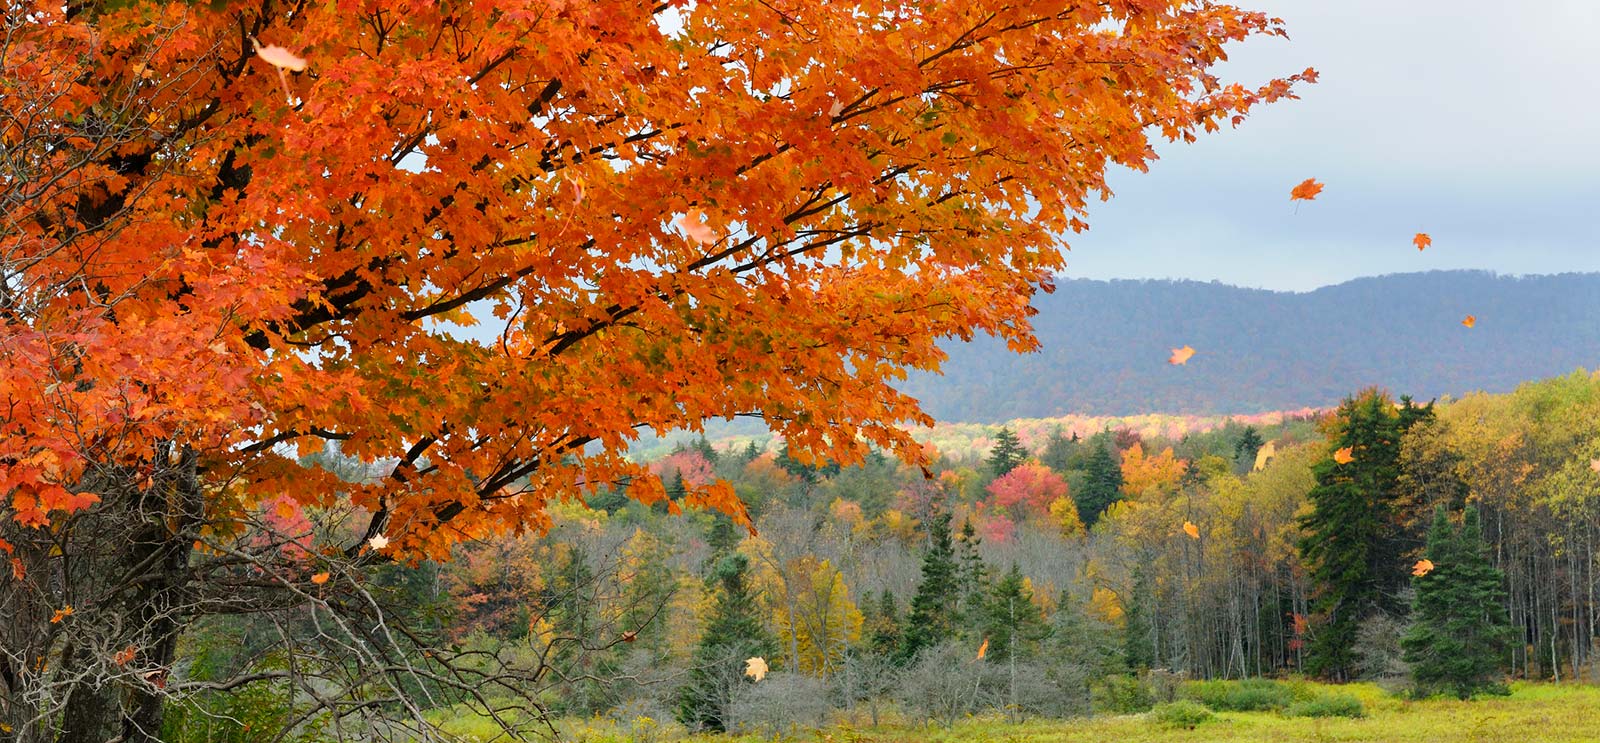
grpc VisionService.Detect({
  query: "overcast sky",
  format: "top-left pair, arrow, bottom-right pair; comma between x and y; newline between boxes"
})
1062,0 -> 1600,291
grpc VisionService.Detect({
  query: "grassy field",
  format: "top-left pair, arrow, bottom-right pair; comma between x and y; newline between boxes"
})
439,682 -> 1600,742
675,683 -> 1600,743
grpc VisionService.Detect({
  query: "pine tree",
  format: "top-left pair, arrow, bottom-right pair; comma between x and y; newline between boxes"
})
956,518 -> 990,630
1233,426 -> 1265,473
865,589 -> 902,657
983,564 -> 1050,661
1076,436 -> 1124,529
1402,506 -> 1513,698
899,510 -> 961,662
1298,391 -> 1430,680
1040,427 -> 1080,473
675,554 -> 778,731
693,435 -> 720,464
986,427 -> 1029,478
1123,563 -> 1156,671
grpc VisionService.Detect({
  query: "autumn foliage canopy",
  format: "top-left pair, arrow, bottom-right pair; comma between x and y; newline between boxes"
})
1,0 -> 1312,560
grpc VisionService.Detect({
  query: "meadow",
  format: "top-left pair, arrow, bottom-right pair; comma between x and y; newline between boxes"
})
512,683 -> 1600,743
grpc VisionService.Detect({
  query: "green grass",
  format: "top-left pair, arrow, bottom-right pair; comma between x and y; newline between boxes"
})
672,682 -> 1600,743
430,682 -> 1600,742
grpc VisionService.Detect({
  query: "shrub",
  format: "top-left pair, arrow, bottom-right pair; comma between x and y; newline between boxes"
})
1149,700 -> 1216,729
1093,674 -> 1154,714
1286,693 -> 1366,719
1181,678 -> 1293,712
728,672 -> 834,737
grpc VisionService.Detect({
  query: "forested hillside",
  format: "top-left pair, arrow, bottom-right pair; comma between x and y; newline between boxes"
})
196,370 -> 1597,739
899,271 -> 1600,420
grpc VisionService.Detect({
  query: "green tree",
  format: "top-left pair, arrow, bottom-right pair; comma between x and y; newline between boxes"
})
982,565 -> 1050,661
1076,436 -> 1124,529
956,518 -> 990,630
1298,391 -> 1431,680
865,589 -> 902,657
1402,506 -> 1513,698
1041,427 -> 1081,473
1233,426 -> 1266,473
675,554 -> 778,731
1123,563 -> 1156,671
899,511 -> 962,662
987,427 -> 1029,478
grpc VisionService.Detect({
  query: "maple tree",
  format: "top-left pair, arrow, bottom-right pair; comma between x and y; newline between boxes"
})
2,0 -> 1310,738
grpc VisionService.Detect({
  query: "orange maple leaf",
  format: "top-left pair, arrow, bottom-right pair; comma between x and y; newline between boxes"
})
977,637 -> 990,660
1413,233 -> 1432,251
1590,458 -> 1600,474
50,605 -> 74,623
675,210 -> 717,245
1183,520 -> 1200,539
1289,178 -> 1324,201
1461,315 -> 1476,328
1168,345 -> 1196,365
113,645 -> 138,666
1333,447 -> 1355,465
310,572 -> 330,585
744,656 -> 769,681
1412,558 -> 1435,577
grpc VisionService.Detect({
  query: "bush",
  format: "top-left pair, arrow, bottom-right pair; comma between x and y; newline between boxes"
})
728,672 -> 834,737
1181,678 -> 1293,712
1286,693 -> 1365,719
1092,674 -> 1154,714
1149,700 -> 1215,729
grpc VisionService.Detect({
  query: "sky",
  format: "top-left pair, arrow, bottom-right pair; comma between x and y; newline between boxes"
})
1062,0 -> 1600,291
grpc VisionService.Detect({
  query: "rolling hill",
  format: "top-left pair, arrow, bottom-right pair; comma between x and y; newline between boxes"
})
895,270 -> 1600,421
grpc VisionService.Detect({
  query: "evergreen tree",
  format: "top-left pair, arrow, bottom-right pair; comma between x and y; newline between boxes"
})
693,435 -> 720,464
1402,506 -> 1513,698
982,564 -> 1050,661
865,589 -> 901,657
1040,427 -> 1080,473
705,512 -> 741,560
1123,562 -> 1155,671
1298,391 -> 1431,680
777,441 -> 840,483
956,518 -> 990,630
898,510 -> 961,662
986,427 -> 1029,477
1232,426 -> 1265,473
675,554 -> 778,731
1075,436 -> 1124,529
740,440 -> 761,463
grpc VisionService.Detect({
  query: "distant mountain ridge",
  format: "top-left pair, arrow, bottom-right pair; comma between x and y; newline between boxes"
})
895,270 -> 1600,421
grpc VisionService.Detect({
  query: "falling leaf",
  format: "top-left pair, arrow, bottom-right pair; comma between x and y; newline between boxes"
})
311,572 -> 330,585
1289,178 -> 1324,201
1590,458 -> 1600,473
675,210 -> 717,245
1183,521 -> 1200,540
828,99 -> 846,118
251,38 -> 307,105
744,656 -> 768,681
1333,447 -> 1355,465
368,533 -> 390,550
977,637 -> 989,660
1461,315 -> 1476,328
10,558 -> 24,580
114,645 -> 138,666
252,40 -> 308,72
1412,558 -> 1435,577
1168,345 -> 1196,365
621,630 -> 637,643
50,605 -> 74,623
1413,233 -> 1432,251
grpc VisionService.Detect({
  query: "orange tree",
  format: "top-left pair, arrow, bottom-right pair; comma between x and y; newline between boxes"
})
0,0 -> 1310,739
